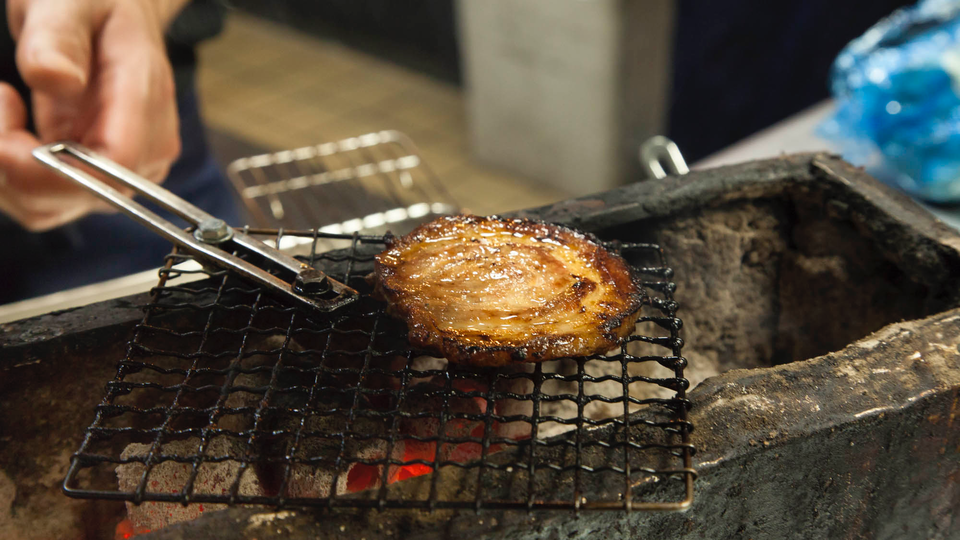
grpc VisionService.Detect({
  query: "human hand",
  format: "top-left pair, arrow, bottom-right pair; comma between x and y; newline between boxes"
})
0,0 -> 186,231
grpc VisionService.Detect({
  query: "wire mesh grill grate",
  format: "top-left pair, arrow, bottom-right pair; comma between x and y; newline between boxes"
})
63,228 -> 694,511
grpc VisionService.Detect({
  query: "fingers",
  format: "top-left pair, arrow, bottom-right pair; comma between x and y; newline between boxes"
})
0,84 -> 77,230
0,1 -> 182,232
11,0 -> 98,97
0,82 -> 121,231
11,0 -> 100,145
0,130 -> 100,231
82,4 -> 180,184
0,82 -> 27,132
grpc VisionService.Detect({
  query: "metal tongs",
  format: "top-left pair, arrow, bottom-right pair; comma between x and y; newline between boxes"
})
33,142 -> 358,312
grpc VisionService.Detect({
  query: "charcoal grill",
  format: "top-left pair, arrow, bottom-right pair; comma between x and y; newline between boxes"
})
60,227 -> 694,514
5,153 -> 960,540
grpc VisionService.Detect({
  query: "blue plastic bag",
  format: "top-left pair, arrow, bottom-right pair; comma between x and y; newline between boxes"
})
820,0 -> 960,202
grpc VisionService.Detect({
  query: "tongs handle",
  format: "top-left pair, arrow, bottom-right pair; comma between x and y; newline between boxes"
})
33,142 -> 357,312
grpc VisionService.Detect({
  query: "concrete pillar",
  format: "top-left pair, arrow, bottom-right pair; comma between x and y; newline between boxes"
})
457,0 -> 676,195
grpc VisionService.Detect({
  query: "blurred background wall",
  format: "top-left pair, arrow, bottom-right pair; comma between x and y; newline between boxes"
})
224,0 -> 915,193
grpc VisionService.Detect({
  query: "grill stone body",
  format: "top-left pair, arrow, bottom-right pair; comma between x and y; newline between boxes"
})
2,153 -> 959,539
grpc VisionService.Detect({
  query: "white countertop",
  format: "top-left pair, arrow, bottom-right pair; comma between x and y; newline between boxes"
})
695,101 -> 837,169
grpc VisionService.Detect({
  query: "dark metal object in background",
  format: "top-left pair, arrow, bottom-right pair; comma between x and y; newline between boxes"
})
3,153 -> 960,539
32,142 -> 358,313
61,229 -> 694,511
639,136 -> 689,180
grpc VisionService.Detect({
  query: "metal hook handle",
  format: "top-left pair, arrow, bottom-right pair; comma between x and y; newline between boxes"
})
639,136 -> 689,180
32,142 -> 357,312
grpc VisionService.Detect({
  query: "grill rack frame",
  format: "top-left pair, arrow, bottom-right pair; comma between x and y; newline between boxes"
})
62,227 -> 695,512
225,130 -> 459,232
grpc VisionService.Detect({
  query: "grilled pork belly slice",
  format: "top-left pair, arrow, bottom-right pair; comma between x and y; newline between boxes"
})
374,215 -> 644,367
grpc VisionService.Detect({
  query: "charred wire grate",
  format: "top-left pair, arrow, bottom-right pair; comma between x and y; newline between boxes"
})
63,229 -> 694,511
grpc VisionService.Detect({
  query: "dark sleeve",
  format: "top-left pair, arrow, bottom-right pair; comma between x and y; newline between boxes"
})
166,0 -> 228,96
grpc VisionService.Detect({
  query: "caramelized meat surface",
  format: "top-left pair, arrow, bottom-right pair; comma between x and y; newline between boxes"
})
374,215 -> 644,366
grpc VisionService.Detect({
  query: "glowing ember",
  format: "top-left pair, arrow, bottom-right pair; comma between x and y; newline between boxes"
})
341,377 -> 526,493
346,462 -> 382,492
114,518 -> 150,539
115,368 -> 533,534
